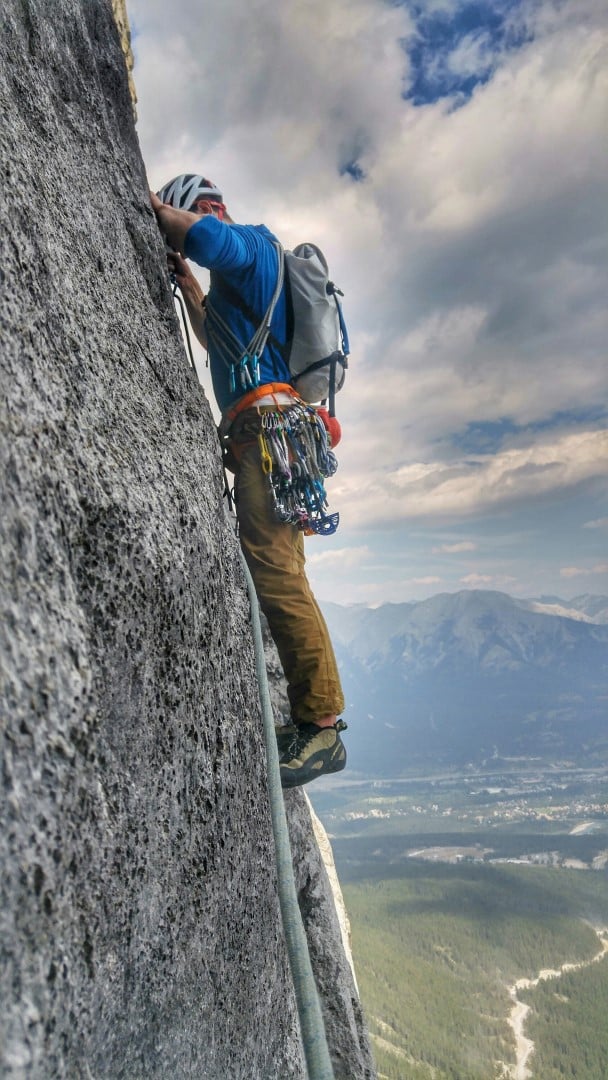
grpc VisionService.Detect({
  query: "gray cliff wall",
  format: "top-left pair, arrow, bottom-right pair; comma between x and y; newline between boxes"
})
0,1 -> 374,1078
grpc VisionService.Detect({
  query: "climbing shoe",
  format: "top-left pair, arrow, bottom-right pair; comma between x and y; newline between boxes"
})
275,722 -> 297,754
279,720 -> 347,789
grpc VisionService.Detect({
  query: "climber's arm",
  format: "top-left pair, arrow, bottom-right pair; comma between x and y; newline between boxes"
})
149,190 -> 253,272
167,253 -> 208,349
149,193 -> 208,347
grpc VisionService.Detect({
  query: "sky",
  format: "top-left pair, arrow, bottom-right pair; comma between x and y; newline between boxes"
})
128,0 -> 608,607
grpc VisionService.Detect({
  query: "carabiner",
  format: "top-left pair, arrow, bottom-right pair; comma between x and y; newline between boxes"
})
258,433 -> 273,475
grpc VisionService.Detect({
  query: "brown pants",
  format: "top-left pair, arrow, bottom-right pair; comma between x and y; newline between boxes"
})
232,412 -> 344,725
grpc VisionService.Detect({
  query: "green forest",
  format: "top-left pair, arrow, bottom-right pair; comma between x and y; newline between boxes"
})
338,856 -> 608,1079
519,939 -> 608,1080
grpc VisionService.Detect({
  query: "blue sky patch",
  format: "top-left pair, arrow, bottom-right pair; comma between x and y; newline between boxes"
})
451,417 -> 519,454
450,407 -> 608,456
398,0 -> 532,106
340,159 -> 367,182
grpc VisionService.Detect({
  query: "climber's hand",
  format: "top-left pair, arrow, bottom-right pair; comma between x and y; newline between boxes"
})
167,251 -> 190,283
149,190 -> 199,255
167,252 -> 205,308
149,189 -> 164,215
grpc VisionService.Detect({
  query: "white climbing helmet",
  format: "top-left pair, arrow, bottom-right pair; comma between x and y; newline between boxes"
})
156,174 -> 223,212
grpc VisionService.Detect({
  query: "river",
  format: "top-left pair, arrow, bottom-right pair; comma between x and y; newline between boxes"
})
505,927 -> 608,1079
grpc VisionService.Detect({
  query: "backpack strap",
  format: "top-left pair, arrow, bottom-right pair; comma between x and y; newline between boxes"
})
208,242 -> 290,363
292,351 -> 347,418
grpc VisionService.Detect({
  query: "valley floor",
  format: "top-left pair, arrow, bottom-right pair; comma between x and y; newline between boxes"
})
310,768 -> 608,1080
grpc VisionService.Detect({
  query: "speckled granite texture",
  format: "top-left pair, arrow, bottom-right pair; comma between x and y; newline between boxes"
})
0,1 -> 374,1078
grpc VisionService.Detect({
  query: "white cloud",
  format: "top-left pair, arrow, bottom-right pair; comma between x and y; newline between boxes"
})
460,573 -> 517,587
130,0 -> 608,602
132,0 -> 411,210
583,517 -> 608,530
560,563 -> 608,579
333,429 -> 608,527
306,545 -> 372,569
432,541 -> 477,554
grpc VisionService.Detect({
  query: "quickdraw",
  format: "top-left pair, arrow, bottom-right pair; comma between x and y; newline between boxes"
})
206,251 -> 285,395
257,403 -> 339,536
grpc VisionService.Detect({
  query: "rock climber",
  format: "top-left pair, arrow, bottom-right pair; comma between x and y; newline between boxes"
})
149,174 -> 347,788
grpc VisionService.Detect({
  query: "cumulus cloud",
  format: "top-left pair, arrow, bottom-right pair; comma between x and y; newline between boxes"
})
132,0 -> 411,213
130,0 -> 608,601
333,429 -> 608,527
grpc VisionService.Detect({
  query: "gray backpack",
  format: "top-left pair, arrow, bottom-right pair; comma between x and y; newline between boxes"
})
281,243 -> 350,416
206,239 -> 350,415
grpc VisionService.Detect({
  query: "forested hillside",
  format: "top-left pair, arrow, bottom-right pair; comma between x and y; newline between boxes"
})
341,860 -> 608,1079
520,953 -> 608,1079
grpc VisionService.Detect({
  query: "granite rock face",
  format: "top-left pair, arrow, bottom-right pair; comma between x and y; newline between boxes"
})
0,1 -> 373,1077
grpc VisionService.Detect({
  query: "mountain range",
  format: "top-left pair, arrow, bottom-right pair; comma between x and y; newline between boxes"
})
321,592 -> 608,776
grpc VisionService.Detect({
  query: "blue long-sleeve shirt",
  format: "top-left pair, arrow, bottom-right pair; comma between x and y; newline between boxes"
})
184,215 -> 291,412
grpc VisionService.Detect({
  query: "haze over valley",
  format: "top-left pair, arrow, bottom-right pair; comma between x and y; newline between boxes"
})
321,590 -> 608,777
309,589 -> 608,1077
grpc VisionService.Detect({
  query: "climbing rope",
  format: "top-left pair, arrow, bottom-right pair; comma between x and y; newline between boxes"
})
239,549 -> 335,1080
171,277 -> 197,371
170,260 -> 335,1075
